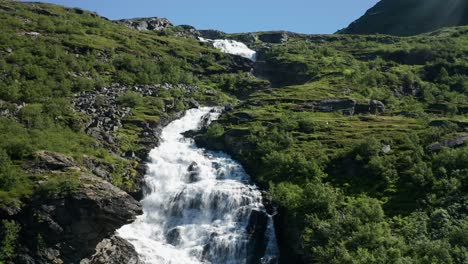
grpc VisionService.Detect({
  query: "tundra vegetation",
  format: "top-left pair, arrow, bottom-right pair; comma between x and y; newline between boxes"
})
0,1 -> 467,263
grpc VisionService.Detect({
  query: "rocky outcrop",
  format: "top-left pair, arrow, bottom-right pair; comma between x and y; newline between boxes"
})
248,98 -> 385,115
258,31 -> 290,43
73,83 -> 199,152
15,172 -> 142,263
81,236 -> 141,264
426,134 -> 468,152
33,151 -> 78,171
246,209 -> 269,264
0,99 -> 25,120
253,58 -> 311,87
115,17 -> 173,31
199,29 -> 226,39
73,83 -> 205,199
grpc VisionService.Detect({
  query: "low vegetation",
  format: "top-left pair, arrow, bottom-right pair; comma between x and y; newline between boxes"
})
0,0 -> 467,263
208,27 -> 468,263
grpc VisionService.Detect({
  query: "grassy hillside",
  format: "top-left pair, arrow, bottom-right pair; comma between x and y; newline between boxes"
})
1,0 -> 468,263
339,0 -> 468,36
200,28 -> 468,263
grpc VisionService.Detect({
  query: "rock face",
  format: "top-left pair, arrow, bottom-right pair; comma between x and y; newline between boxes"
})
81,236 -> 141,264
426,134 -> 468,152
246,209 -> 269,264
338,0 -> 468,36
115,17 -> 173,31
258,31 -> 290,43
253,58 -> 311,87
73,83 -> 199,152
12,152 -> 142,264
249,98 -> 386,115
199,29 -> 226,39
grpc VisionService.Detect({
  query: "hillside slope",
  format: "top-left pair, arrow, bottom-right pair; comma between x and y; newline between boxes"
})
1,1 -> 467,264
0,1 -> 259,263
339,0 -> 468,36
196,27 -> 468,263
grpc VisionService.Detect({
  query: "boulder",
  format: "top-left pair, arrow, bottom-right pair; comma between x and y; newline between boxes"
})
82,235 -> 141,264
258,32 -> 291,43
370,100 -> 386,114
15,173 -> 142,264
426,134 -> 468,152
187,162 -> 201,183
165,227 -> 182,246
34,151 -> 78,171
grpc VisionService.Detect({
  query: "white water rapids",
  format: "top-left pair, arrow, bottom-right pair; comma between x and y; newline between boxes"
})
199,38 -> 257,61
118,107 -> 278,264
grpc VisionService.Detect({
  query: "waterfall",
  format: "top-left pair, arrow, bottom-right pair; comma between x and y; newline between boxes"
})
118,107 -> 279,264
199,38 -> 257,61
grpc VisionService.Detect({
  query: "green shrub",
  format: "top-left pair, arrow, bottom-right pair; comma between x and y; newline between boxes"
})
205,123 -> 224,139
37,173 -> 80,198
116,92 -> 143,108
0,220 -> 21,262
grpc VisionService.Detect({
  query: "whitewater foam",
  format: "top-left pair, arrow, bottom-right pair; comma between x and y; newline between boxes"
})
118,107 -> 278,264
200,38 -> 257,61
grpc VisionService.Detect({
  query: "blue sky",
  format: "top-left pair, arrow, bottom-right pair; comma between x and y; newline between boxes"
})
32,0 -> 380,34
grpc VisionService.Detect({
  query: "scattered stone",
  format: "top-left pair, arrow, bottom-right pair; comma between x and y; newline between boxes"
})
22,31 -> 41,37
382,145 -> 391,154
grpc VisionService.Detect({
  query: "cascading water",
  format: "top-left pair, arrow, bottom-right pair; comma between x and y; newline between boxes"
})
199,38 -> 257,61
118,107 -> 279,264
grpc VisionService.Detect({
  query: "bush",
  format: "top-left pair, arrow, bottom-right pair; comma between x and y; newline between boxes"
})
0,150 -> 23,191
205,123 -> 224,139
116,92 -> 143,108
0,220 -> 21,262
37,173 -> 80,198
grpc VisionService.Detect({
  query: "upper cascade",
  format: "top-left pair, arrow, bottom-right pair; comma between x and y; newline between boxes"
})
199,37 -> 257,61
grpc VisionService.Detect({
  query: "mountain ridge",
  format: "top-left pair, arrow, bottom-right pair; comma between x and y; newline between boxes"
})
339,0 -> 468,36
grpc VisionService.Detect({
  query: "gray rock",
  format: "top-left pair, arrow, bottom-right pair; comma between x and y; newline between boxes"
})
165,228 -> 182,246
82,235 -> 141,264
187,162 -> 201,183
15,172 -> 142,264
382,145 -> 391,154
259,31 -> 290,43
198,29 -> 226,39
236,33 -> 259,44
370,100 -> 386,114
301,98 -> 356,115
426,134 -> 468,152
115,17 -> 173,31
33,151 -> 78,171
